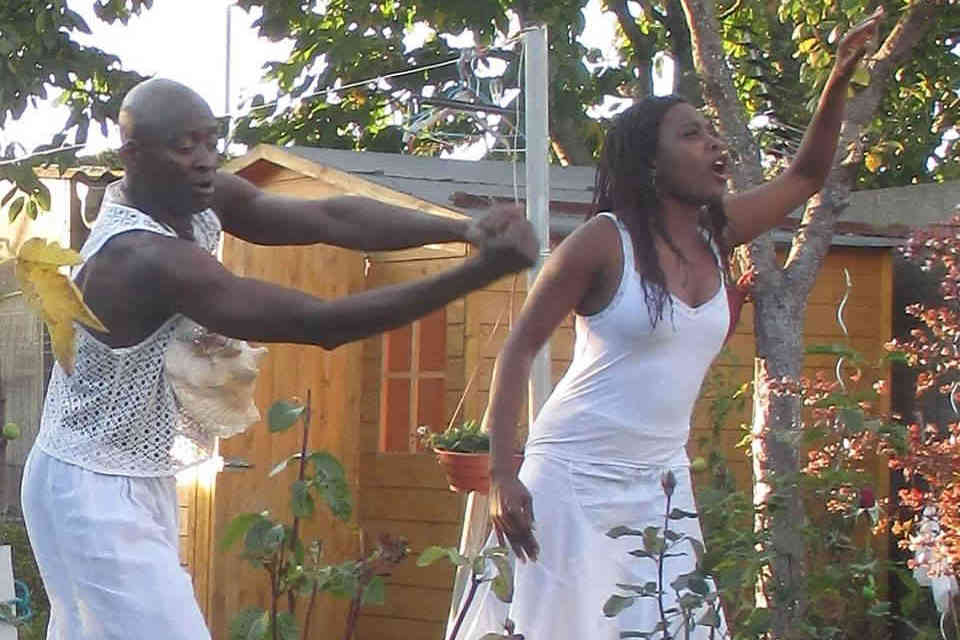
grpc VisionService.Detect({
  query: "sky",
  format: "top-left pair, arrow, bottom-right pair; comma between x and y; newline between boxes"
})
1,0 -> 644,161
2,0 -> 293,155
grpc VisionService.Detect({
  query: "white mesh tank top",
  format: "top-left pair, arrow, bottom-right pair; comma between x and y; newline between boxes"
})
523,212 -> 729,467
35,200 -> 223,477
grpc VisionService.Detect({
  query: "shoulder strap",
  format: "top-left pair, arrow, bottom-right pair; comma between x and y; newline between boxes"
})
73,204 -> 177,276
595,212 -> 635,273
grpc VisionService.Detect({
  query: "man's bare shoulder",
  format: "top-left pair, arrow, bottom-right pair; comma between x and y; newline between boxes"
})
84,229 -> 219,295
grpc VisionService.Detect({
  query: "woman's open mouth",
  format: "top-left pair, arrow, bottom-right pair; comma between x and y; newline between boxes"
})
711,157 -> 728,183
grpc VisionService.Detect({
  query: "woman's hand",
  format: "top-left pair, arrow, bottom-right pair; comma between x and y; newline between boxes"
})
490,473 -> 540,562
834,6 -> 884,77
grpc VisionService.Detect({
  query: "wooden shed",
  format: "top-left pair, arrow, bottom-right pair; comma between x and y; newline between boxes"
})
195,145 -> 950,640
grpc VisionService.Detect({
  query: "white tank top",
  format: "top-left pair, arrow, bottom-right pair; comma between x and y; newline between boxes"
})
524,213 -> 729,467
35,201 -> 223,477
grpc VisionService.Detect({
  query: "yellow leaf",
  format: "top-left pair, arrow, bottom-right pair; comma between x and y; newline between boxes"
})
45,314 -> 79,377
865,152 -> 883,173
851,63 -> 871,87
17,237 -> 83,266
14,239 -> 107,374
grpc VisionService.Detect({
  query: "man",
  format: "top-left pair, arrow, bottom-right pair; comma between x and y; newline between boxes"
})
21,78 -> 537,639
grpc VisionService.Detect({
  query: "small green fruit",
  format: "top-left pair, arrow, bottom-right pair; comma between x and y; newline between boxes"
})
2,422 -> 20,440
690,457 -> 708,473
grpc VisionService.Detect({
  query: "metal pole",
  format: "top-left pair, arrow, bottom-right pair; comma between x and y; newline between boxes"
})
445,27 -> 552,636
524,24 -> 552,422
225,4 -> 232,115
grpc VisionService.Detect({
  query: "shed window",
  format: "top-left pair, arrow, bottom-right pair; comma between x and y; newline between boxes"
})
380,309 -> 447,452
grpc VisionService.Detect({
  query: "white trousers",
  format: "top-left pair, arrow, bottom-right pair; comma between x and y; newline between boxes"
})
20,448 -> 210,640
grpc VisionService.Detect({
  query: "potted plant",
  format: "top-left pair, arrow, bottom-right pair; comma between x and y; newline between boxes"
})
417,421 -> 522,495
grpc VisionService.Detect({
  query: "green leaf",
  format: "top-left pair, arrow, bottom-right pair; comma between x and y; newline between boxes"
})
698,605 -> 722,627
245,518 -> 285,559
688,538 -> 706,565
671,573 -> 691,591
267,400 -> 305,432
8,195 -> 24,223
317,477 -> 353,521
229,608 -> 269,640
668,508 -> 698,520
840,407 -> 865,432
746,607 -> 772,634
34,183 -> 50,211
616,581 -> 659,596
272,612 -> 299,640
291,480 -> 315,518
220,512 -> 263,551
805,343 -> 860,358
308,451 -> 346,482
361,576 -> 386,605
1,186 -> 17,208
417,545 -> 467,567
25,199 -> 38,220
678,592 -> 703,609
603,594 -> 636,617
688,577 -> 710,596
269,453 -> 303,478
490,555 -> 514,603
607,525 -> 645,538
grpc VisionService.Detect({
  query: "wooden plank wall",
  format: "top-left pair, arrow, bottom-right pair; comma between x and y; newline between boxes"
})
691,247 -> 894,493
0,289 -> 44,516
209,168 -> 367,639
356,251 -> 469,640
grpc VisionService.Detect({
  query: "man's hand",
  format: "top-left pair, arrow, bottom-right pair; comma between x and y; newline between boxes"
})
464,205 -> 527,249
475,212 -> 539,276
834,6 -> 883,77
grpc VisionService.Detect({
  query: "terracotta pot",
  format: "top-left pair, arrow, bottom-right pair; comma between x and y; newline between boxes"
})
433,449 -> 524,495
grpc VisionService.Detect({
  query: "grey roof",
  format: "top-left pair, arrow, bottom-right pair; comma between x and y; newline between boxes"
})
285,145 -> 596,205
282,146 -> 960,247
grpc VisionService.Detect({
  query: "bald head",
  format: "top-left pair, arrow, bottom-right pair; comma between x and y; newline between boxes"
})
117,79 -> 220,217
119,78 -> 215,145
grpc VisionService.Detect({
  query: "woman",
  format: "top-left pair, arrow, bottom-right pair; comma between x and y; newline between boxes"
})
460,9 -> 883,639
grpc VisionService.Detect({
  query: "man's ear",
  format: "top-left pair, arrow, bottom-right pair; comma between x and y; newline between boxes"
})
117,140 -> 140,168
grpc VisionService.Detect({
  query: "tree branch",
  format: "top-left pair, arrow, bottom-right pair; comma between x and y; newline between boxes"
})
664,0 -> 701,107
609,0 -> 656,97
679,0 -> 780,287
784,2 -> 940,296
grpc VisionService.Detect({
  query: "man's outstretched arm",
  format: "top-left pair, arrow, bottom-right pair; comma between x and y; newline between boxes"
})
136,216 -> 536,349
213,171 -> 496,251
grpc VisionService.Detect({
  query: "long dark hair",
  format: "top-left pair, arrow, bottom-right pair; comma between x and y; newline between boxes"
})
591,95 -> 730,327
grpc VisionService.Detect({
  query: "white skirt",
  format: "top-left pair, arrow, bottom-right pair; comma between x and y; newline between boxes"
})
457,452 -> 727,639
20,448 -> 210,640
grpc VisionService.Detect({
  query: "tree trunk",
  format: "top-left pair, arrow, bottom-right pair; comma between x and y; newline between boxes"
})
663,0 -> 701,105
550,112 -> 596,167
679,0 -> 940,636
608,0 -> 656,98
